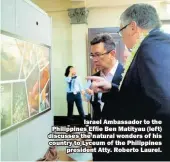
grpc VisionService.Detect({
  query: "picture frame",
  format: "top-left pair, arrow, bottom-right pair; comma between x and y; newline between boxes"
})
0,30 -> 51,134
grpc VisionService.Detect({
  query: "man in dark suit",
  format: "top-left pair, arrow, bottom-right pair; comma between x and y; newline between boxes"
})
87,3 -> 170,161
85,33 -> 124,161
85,33 -> 124,120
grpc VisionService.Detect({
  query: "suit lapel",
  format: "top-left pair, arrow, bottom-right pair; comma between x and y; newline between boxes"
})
111,63 -> 124,85
120,50 -> 138,88
93,71 -> 101,103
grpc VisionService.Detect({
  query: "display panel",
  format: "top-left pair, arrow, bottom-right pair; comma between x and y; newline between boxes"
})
0,32 -> 51,132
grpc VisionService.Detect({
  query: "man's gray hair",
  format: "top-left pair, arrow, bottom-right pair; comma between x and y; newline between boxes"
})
120,3 -> 162,30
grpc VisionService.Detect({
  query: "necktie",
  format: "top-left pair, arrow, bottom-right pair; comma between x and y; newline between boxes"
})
69,76 -> 77,91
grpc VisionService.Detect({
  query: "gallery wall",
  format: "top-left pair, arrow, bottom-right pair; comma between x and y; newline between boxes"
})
1,0 -> 53,160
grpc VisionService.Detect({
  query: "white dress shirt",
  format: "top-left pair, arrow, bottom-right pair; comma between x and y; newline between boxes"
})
98,60 -> 119,111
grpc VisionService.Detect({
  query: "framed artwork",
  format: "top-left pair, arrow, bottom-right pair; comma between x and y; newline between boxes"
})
0,31 -> 51,133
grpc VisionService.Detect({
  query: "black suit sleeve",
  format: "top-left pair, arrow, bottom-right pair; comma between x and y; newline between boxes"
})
111,83 -> 119,90
137,35 -> 170,159
137,42 -> 170,113
102,83 -> 119,102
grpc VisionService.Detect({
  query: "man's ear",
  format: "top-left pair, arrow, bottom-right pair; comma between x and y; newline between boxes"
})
110,50 -> 116,57
130,21 -> 138,36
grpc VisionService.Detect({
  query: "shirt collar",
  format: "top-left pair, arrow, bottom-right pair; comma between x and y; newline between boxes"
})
100,60 -> 119,77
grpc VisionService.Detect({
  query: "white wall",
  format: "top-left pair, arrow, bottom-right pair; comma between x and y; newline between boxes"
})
156,2 -> 170,20
48,11 -> 72,116
88,3 -> 170,28
32,0 -> 89,117
88,6 -> 126,28
1,0 -> 53,160
71,24 -> 89,115
47,11 -> 89,116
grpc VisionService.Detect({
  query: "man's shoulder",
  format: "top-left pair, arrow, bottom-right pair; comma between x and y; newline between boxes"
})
142,30 -> 170,47
138,30 -> 170,59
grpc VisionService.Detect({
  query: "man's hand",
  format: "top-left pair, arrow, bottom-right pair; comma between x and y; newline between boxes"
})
81,90 -> 90,102
81,90 -> 85,96
86,76 -> 112,93
85,88 -> 94,95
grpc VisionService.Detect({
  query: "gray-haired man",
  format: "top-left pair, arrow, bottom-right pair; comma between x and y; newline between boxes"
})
87,3 -> 170,161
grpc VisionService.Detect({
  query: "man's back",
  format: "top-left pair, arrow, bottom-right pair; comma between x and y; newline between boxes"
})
120,29 -> 170,118
115,29 -> 170,160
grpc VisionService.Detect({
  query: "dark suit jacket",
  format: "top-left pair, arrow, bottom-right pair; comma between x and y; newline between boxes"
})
108,28 -> 170,161
90,70 -> 101,120
91,63 -> 124,161
90,63 -> 124,120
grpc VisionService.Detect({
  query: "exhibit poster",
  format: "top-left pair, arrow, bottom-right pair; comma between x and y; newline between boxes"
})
0,32 -> 51,132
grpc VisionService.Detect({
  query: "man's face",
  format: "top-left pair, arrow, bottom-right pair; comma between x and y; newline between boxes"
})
123,47 -> 131,64
119,21 -> 138,49
91,42 -> 115,71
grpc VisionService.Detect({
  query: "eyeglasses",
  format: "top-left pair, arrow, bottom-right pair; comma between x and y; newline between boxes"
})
90,50 -> 113,59
117,23 -> 130,37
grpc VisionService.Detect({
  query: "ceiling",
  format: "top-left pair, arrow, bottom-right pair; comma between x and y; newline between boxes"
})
32,0 -> 170,12
86,0 -> 163,8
